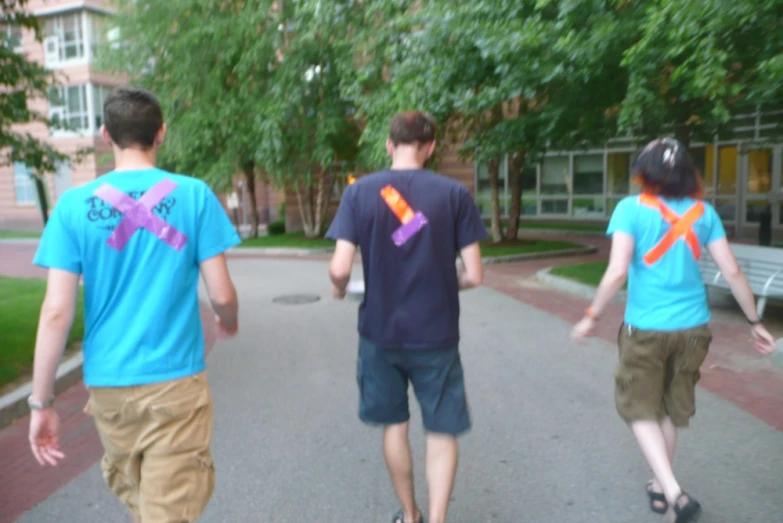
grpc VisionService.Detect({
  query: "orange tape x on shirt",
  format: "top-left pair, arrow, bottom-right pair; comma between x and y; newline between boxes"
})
638,194 -> 704,266
380,185 -> 415,224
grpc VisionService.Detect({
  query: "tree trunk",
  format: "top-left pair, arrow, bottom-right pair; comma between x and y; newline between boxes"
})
242,161 -> 260,238
296,169 -> 335,238
295,184 -> 315,237
487,156 -> 503,242
673,119 -> 690,148
34,176 -> 49,226
505,149 -> 527,241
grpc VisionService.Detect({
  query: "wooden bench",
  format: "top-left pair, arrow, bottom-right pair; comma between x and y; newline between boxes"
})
698,244 -> 783,318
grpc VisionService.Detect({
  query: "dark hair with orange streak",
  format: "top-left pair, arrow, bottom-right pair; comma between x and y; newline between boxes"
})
632,138 -> 703,199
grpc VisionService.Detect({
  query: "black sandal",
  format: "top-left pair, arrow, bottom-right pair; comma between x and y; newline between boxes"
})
646,479 -> 668,514
672,493 -> 702,523
392,509 -> 423,523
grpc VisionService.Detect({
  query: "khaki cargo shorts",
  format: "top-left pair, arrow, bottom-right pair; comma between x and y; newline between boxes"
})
84,371 -> 215,522
615,324 -> 711,428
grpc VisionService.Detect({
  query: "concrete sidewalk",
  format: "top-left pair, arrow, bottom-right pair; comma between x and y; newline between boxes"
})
3,258 -> 781,523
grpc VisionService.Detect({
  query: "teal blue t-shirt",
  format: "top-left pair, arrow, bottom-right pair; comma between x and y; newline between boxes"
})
607,195 -> 726,331
33,168 -> 241,387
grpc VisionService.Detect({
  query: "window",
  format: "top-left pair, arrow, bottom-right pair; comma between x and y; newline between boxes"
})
49,85 -> 89,133
13,163 -> 35,205
540,156 -> 569,195
93,85 -> 112,130
44,13 -> 85,64
717,146 -> 738,196
1,23 -> 22,50
606,152 -> 630,194
690,145 -> 715,197
88,13 -> 110,56
475,157 -> 537,217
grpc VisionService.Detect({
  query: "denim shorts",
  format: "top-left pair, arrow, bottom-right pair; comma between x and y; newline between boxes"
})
356,337 -> 471,436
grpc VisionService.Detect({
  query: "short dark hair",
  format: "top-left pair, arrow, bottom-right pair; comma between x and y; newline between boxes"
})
103,87 -> 164,150
632,138 -> 703,198
389,111 -> 436,146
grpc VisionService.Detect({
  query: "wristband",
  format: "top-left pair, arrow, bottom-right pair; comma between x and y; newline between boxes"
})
585,307 -> 600,320
748,318 -> 762,325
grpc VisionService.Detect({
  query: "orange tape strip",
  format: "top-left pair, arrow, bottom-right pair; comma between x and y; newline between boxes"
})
381,185 -> 415,224
638,194 -> 704,265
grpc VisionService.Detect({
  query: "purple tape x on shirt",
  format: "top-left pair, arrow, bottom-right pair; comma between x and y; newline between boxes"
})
391,211 -> 428,247
93,178 -> 188,251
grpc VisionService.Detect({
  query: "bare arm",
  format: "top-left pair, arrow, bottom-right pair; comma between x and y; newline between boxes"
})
329,239 -> 358,298
458,242 -> 484,290
707,238 -> 775,353
31,269 -> 80,403
706,238 -> 761,321
587,232 -> 634,317
200,254 -> 238,331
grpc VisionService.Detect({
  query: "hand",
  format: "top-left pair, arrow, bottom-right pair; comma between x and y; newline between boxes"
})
216,316 -> 238,339
332,283 -> 347,300
571,316 -> 596,344
751,324 -> 776,355
29,408 -> 65,467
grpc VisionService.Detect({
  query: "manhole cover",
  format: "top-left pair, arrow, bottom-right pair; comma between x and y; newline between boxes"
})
272,294 -> 321,305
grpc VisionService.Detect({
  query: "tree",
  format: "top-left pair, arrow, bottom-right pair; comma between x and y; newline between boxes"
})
619,0 -> 783,146
104,0 -> 364,238
260,0 -> 362,237
101,0 -> 283,237
1,0 -> 71,225
353,0 -> 630,242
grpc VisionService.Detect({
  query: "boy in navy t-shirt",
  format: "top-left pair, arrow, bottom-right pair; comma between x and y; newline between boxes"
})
326,111 -> 487,523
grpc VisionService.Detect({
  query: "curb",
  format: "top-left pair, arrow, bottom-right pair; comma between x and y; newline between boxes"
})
0,350 -> 84,430
535,267 -> 627,301
516,228 -> 607,238
0,238 -> 40,245
479,246 -> 598,265
228,247 -> 334,256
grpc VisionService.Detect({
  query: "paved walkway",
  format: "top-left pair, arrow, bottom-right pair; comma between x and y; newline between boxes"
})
0,241 -> 781,522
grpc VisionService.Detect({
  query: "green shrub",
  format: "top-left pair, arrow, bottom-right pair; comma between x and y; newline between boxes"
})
268,220 -> 285,235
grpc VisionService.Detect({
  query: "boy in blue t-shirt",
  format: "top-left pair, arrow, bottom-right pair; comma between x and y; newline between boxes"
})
27,87 -> 241,522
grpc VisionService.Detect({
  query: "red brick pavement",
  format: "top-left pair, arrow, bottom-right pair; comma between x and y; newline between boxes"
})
0,384 -> 100,523
0,236 -> 781,522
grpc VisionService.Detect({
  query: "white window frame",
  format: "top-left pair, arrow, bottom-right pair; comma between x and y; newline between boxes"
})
43,11 -> 88,68
92,84 -> 112,133
49,84 -> 90,137
13,162 -> 36,206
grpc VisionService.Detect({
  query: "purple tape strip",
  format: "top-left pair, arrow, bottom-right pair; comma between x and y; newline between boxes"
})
93,179 -> 188,251
391,211 -> 428,247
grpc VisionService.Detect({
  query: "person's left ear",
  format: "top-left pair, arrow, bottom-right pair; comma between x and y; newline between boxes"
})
100,125 -> 114,147
154,124 -> 167,147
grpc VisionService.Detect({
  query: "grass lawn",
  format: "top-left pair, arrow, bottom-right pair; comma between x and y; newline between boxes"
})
548,260 -> 629,291
0,230 -> 40,239
480,239 -> 582,257
0,277 -> 84,388
484,220 -> 606,233
240,233 -> 335,249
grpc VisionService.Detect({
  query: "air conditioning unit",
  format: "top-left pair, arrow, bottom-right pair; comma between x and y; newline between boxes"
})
43,36 -> 59,66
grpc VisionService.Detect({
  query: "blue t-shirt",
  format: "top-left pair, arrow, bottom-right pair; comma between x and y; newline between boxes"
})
607,195 -> 726,331
326,169 -> 488,350
33,168 -> 241,387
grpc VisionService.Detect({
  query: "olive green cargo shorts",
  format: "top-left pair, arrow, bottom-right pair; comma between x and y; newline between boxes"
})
615,324 -> 711,428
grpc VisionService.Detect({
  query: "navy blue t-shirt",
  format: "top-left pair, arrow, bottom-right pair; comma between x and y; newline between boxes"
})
325,169 -> 487,350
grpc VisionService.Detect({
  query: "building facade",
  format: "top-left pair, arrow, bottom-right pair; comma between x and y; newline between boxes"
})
1,0 -> 123,230
1,0 -> 280,232
470,108 -> 783,241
